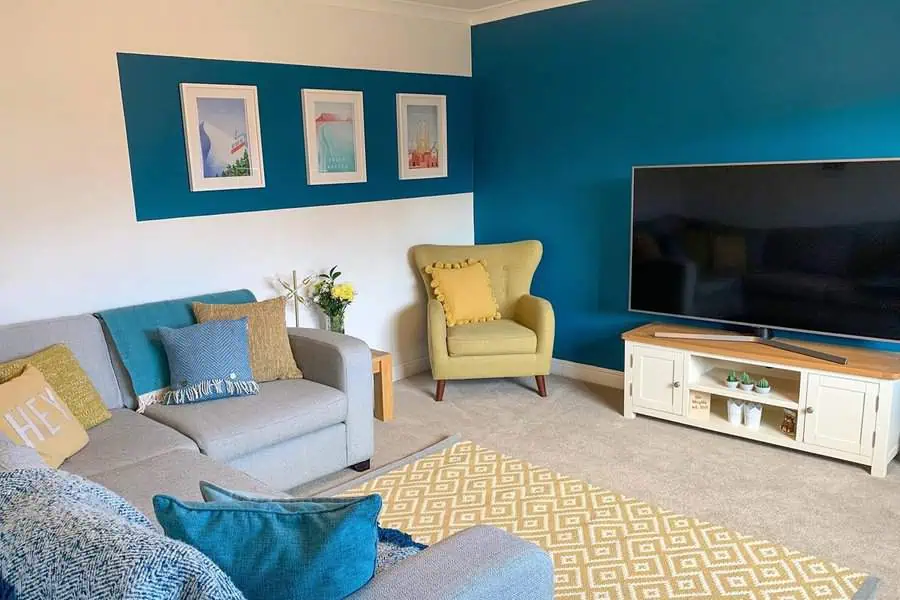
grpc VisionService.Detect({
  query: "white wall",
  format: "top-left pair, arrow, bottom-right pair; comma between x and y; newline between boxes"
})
1,0 -> 473,378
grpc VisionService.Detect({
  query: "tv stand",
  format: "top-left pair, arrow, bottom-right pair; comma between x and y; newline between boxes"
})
653,328 -> 849,365
624,323 -> 900,476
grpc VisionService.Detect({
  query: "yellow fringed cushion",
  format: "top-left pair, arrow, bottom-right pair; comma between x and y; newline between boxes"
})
426,259 -> 501,327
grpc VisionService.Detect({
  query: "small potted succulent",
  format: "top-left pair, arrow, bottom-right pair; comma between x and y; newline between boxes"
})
726,397 -> 743,425
739,372 -> 755,392
755,377 -> 772,395
743,401 -> 763,430
725,370 -> 739,389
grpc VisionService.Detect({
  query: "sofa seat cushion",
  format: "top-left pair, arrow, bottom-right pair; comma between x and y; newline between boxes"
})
62,409 -> 198,477
447,319 -> 538,357
88,449 -> 280,528
143,379 -> 348,462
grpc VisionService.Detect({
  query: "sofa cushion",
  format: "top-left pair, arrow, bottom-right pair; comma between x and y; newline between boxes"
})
89,449 -> 279,527
62,409 -> 198,477
193,297 -> 303,383
159,318 -> 259,405
426,259 -> 501,327
447,320 -> 538,357
153,490 -> 381,600
143,379 -> 348,462
0,314 -> 124,410
0,343 -> 111,429
0,434 -> 49,471
0,365 -> 89,468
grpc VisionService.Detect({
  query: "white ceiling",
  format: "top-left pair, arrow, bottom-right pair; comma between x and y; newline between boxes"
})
317,0 -> 587,24
401,0 -> 512,9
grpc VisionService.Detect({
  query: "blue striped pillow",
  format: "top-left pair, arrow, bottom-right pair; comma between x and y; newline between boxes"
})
159,318 -> 258,405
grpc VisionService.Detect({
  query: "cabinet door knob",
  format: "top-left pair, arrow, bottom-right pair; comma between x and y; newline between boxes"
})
805,406 -> 814,414
673,381 -> 681,388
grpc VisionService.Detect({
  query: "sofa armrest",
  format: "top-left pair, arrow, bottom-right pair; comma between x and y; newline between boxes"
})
286,328 -> 373,465
349,525 -> 554,600
515,295 -> 555,360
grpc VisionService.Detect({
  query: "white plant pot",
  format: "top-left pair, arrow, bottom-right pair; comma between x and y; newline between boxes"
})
755,385 -> 772,394
739,383 -> 755,392
726,398 -> 744,425
743,402 -> 763,430
725,380 -> 739,389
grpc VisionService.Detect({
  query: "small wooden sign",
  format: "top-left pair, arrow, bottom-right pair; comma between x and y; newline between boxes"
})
688,391 -> 711,421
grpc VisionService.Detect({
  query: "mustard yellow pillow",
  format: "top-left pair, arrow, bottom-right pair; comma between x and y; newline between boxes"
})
426,259 -> 501,327
192,297 -> 303,383
0,365 -> 89,468
0,344 -> 111,430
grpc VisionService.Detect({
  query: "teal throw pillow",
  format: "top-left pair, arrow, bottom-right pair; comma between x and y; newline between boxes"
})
158,318 -> 258,405
153,488 -> 382,600
199,482 -> 428,575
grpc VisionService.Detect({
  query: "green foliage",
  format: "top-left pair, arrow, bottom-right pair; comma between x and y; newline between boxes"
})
740,372 -> 753,385
756,378 -> 770,388
220,150 -> 251,177
726,370 -> 738,382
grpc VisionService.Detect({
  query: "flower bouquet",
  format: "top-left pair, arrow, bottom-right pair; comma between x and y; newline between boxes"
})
306,266 -> 356,334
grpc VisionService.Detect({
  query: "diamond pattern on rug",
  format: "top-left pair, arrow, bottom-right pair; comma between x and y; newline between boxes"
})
340,441 -> 870,600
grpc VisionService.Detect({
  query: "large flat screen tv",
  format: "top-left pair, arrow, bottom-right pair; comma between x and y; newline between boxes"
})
629,159 -> 900,342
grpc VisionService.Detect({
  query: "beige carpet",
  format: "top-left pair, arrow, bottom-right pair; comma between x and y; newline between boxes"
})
293,373 -> 900,597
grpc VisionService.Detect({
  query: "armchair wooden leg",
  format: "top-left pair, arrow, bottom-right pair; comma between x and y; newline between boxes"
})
435,380 -> 446,402
535,375 -> 548,397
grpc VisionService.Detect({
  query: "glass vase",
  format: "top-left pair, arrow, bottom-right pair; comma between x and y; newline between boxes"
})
327,311 -> 346,335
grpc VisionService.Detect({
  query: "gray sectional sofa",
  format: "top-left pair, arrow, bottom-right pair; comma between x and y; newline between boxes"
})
0,309 -> 553,600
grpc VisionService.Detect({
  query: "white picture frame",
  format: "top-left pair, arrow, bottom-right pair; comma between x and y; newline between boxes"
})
397,93 -> 448,180
301,89 -> 367,185
180,83 -> 265,192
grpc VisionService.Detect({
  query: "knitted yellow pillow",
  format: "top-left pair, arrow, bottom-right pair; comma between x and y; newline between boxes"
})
0,344 -> 111,430
192,297 -> 302,383
426,259 -> 500,327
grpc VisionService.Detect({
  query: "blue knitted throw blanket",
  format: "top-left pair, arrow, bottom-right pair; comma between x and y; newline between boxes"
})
95,289 -> 256,411
376,527 -> 428,574
0,469 -> 245,600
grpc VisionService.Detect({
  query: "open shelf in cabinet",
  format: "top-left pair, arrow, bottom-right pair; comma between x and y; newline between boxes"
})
701,396 -> 797,445
688,356 -> 801,410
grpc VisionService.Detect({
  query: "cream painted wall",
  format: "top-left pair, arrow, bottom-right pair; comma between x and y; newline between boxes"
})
1,1 -> 473,378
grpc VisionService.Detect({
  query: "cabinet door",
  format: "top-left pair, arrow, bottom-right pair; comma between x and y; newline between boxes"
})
632,346 -> 684,415
803,374 -> 877,456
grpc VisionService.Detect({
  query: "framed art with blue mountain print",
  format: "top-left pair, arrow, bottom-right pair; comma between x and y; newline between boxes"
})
180,83 -> 266,192
301,89 -> 367,185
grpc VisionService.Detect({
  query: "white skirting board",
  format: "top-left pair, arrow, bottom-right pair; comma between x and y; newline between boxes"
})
552,358 -> 625,389
395,356 -> 430,381
394,356 -> 624,388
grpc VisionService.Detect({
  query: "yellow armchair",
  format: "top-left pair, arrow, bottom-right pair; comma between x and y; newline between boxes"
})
412,240 -> 555,401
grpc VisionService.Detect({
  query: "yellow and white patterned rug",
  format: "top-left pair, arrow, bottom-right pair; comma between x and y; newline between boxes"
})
334,439 -> 876,600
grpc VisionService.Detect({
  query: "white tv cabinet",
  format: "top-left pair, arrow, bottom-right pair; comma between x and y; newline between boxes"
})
622,324 -> 900,477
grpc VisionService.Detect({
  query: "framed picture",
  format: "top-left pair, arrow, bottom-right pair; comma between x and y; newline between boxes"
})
180,83 -> 265,192
397,93 -> 448,180
301,89 -> 367,185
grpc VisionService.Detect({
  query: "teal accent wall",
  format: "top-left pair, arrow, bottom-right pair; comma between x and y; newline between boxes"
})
472,0 -> 900,370
118,53 -> 473,221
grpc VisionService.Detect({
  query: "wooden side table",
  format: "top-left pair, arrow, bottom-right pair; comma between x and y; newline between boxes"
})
371,350 -> 394,422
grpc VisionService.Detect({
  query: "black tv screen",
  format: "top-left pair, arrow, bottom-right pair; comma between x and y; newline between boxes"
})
629,159 -> 900,341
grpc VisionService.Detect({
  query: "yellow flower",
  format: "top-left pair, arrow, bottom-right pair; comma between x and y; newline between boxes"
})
331,283 -> 355,302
